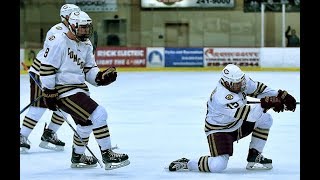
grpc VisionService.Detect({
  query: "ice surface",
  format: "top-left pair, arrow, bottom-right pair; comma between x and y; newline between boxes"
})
20,71 -> 300,180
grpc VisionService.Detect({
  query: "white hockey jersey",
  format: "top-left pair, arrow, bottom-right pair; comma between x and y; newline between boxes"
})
39,32 -> 100,98
204,74 -> 279,136
30,23 -> 93,75
29,23 -> 69,74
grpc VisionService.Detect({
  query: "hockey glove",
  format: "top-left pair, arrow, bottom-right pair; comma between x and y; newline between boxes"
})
43,88 -> 58,111
277,90 -> 296,112
260,96 -> 284,113
95,67 -> 117,86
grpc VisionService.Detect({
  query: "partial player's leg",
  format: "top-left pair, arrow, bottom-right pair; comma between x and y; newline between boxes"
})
39,111 -> 66,151
20,72 -> 47,153
71,124 -> 97,168
58,92 -> 130,170
246,148 -> 272,170
168,132 -> 231,173
90,106 -> 129,170
20,133 -> 30,153
168,158 -> 190,171
242,115 -> 273,170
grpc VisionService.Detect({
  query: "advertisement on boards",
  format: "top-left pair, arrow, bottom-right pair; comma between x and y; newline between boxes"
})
204,48 -> 260,67
165,47 -> 204,67
20,49 -> 25,70
65,0 -> 117,12
141,0 -> 235,8
146,47 -> 165,67
23,48 -> 41,70
95,47 -> 147,67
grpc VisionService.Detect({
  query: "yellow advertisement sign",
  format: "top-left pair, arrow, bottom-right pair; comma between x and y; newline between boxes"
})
23,48 -> 41,70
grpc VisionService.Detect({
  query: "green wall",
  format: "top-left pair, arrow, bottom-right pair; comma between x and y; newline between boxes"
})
20,0 -> 300,48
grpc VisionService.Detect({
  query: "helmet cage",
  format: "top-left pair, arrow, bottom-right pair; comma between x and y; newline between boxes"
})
72,23 -> 93,42
68,11 -> 93,42
221,75 -> 246,93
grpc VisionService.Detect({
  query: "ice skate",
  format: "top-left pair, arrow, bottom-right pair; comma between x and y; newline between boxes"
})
38,124 -> 65,151
246,148 -> 272,170
168,158 -> 189,171
101,149 -> 130,170
71,147 -> 98,168
20,133 -> 30,154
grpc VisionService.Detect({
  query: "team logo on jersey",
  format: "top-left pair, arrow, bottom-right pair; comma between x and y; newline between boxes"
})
56,26 -> 62,30
225,94 -> 233,100
84,42 -> 91,46
67,48 -> 85,70
48,35 -> 55,41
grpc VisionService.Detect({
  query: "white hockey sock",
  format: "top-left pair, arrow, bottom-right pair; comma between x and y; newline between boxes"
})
47,111 -> 69,132
20,106 -> 46,137
90,106 -> 112,150
249,136 -> 267,152
188,155 -> 229,173
47,123 -> 61,133
73,124 -> 93,154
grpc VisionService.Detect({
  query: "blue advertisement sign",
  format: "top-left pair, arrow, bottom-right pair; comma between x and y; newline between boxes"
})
147,47 -> 164,67
164,48 -> 204,67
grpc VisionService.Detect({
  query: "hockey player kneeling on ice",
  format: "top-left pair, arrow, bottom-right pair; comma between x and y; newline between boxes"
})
168,64 -> 297,172
38,11 -> 129,170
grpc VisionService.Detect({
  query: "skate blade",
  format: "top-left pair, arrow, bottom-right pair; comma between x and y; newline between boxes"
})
105,160 -> 130,170
39,141 -> 64,151
164,166 -> 189,172
246,162 -> 273,170
20,147 -> 29,154
71,163 -> 98,168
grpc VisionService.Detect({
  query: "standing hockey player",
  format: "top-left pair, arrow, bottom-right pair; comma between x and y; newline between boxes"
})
38,10 -> 130,170
20,4 -> 81,153
168,64 -> 297,172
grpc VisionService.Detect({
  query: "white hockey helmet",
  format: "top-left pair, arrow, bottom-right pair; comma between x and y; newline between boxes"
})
221,64 -> 246,93
68,11 -> 93,42
60,4 -> 81,22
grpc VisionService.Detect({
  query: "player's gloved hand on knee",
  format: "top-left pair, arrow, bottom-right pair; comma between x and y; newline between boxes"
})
277,90 -> 296,112
260,96 -> 284,113
43,88 -> 58,111
95,67 -> 117,86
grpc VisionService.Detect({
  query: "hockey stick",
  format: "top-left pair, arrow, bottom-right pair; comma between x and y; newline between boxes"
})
56,109 -> 104,168
28,72 -> 104,168
20,95 -> 43,114
21,69 -> 43,114
247,101 -> 300,104
21,62 -> 29,71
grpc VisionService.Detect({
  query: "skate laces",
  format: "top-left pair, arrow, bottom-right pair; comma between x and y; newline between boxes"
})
255,154 -> 265,162
174,158 -> 188,168
45,129 -> 61,141
174,158 -> 188,163
175,162 -> 187,168
179,158 -> 189,162
172,162 -> 187,170
20,134 -> 30,144
80,154 -> 95,163
43,123 -> 62,142
108,149 -> 123,158
43,123 -> 62,143
50,132 -> 60,142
